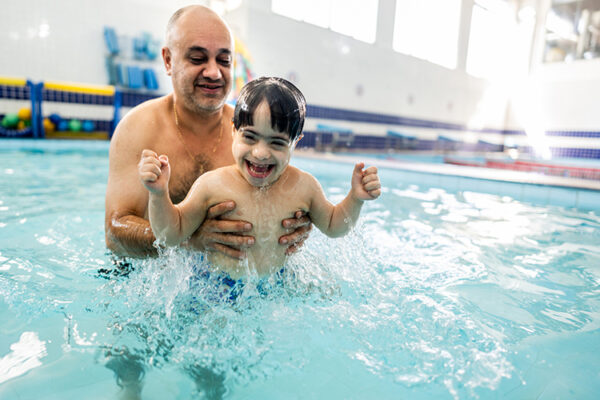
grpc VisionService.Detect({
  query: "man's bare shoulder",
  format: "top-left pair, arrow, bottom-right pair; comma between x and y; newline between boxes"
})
110,95 -> 171,147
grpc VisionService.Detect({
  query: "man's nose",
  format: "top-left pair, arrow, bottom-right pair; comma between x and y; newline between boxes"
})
202,59 -> 222,80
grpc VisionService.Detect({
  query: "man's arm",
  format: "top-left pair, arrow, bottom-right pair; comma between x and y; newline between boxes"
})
105,115 -> 157,258
105,101 -> 255,259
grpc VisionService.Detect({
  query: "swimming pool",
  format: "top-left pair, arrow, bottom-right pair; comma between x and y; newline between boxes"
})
1,139 -> 599,399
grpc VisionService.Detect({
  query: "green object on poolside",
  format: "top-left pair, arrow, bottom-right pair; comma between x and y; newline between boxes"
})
68,119 -> 82,132
2,113 -> 20,128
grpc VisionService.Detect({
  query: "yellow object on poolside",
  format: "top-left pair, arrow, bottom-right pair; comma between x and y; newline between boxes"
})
18,108 -> 31,121
43,81 -> 115,96
43,118 -> 56,133
0,77 -> 27,86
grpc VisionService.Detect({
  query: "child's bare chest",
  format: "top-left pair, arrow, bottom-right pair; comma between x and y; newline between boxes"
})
206,175 -> 310,276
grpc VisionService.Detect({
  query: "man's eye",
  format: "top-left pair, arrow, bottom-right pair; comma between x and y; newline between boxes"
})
190,57 -> 206,64
219,58 -> 232,66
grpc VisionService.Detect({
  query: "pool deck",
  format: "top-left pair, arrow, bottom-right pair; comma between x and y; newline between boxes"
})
296,150 -> 600,191
295,150 -> 600,211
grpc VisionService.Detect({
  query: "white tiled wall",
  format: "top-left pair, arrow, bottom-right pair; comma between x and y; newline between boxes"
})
2,0 -> 598,136
0,0 -> 197,87
226,1 -> 500,129
1,0 -> 504,132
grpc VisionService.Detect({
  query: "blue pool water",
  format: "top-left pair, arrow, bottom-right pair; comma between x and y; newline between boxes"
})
1,140 -> 600,399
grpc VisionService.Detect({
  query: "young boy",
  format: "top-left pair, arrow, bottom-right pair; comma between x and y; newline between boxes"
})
139,77 -> 381,279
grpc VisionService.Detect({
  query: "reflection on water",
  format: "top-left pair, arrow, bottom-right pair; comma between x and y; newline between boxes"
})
0,332 -> 47,385
1,150 -> 600,398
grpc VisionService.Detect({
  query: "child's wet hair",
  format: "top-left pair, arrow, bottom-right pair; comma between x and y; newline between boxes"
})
233,77 -> 306,141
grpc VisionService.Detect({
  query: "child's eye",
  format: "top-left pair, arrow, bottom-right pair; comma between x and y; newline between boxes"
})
271,140 -> 289,147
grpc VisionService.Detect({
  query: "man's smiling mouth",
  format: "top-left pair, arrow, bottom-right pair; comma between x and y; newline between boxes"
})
196,83 -> 223,93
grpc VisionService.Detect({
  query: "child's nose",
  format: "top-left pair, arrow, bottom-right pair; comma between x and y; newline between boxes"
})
252,142 -> 270,159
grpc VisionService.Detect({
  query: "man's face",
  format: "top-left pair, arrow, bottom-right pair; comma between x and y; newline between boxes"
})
165,13 -> 233,113
232,101 -> 294,188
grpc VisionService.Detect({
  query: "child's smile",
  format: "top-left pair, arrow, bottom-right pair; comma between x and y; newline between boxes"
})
245,160 -> 275,179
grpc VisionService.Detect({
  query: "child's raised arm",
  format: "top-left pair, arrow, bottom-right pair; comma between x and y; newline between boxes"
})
308,162 -> 381,238
138,149 -> 208,246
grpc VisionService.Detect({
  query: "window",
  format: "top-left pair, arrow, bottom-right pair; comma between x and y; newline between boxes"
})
466,0 -> 535,78
543,0 -> 600,63
392,0 -> 462,69
271,0 -> 379,43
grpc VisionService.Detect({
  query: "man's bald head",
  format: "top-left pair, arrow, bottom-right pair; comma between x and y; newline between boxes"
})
162,5 -> 234,113
165,5 -> 232,49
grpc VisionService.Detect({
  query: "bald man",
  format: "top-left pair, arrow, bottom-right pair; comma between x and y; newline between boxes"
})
105,5 -> 311,261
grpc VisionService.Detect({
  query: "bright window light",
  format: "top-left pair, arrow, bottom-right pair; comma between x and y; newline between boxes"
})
272,0 -> 378,44
393,0 -> 462,69
466,0 -> 534,79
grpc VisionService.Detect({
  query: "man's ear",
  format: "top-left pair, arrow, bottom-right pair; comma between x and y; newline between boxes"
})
162,47 -> 172,76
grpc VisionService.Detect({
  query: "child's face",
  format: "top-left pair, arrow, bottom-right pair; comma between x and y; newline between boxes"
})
232,101 -> 294,187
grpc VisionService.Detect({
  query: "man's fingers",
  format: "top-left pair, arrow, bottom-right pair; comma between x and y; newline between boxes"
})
205,201 -> 236,219
203,219 -> 253,234
282,214 -> 311,229
284,242 -> 302,256
280,223 -> 312,245
210,243 -> 246,260
210,232 -> 255,247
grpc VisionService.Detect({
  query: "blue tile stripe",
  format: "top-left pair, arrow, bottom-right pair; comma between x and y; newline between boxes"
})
0,84 -> 30,100
121,91 -> 159,108
3,84 -> 600,146
307,104 -> 465,131
307,104 -> 600,138
297,132 -> 600,159
504,129 -> 600,138
42,89 -> 113,105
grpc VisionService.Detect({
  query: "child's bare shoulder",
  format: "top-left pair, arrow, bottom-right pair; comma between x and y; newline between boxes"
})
284,165 -> 321,190
198,165 -> 235,181
190,165 -> 236,191
292,165 -> 320,183
285,165 -> 309,179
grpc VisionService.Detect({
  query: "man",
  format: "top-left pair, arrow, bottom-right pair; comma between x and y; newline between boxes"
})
105,5 -> 311,262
